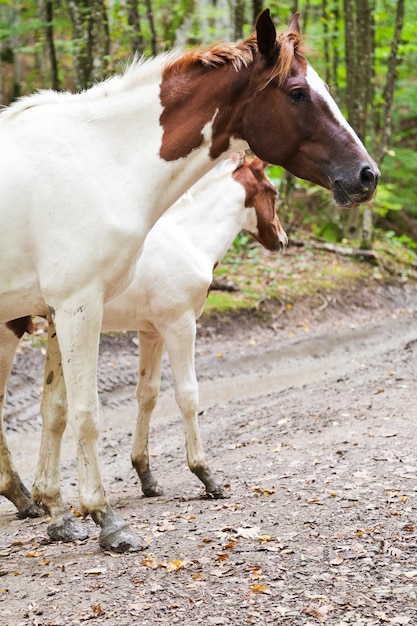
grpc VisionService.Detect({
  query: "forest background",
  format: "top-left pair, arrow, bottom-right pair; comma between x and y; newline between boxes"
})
0,0 -> 416,252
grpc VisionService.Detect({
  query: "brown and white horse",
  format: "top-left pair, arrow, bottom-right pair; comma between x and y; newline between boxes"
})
0,153 -> 286,515
0,10 -> 378,552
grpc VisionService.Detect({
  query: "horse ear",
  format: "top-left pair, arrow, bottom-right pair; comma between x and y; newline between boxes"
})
256,8 -> 277,60
287,12 -> 301,34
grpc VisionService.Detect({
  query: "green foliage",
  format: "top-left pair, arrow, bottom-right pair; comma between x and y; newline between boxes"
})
381,230 -> 417,250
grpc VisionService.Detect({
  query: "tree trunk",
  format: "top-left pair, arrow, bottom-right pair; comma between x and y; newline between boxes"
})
67,0 -> 110,90
144,0 -> 157,56
341,0 -> 375,245
252,0 -> 263,24
234,0 -> 245,39
44,0 -> 60,90
374,0 -> 405,165
127,1 -> 144,55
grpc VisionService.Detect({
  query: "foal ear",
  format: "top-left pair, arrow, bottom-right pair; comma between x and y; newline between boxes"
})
251,156 -> 269,172
256,8 -> 277,60
287,12 -> 301,34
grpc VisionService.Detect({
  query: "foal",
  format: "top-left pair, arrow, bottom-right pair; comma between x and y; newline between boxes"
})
0,153 -> 286,515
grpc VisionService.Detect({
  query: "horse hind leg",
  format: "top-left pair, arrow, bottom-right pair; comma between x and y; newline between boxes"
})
131,330 -> 165,497
165,318 -> 225,499
0,323 -> 43,518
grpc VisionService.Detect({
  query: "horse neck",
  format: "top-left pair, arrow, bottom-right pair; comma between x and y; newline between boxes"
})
160,169 -> 251,265
85,62 -> 248,224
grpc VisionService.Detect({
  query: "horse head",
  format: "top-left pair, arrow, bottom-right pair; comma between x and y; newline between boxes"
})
242,9 -> 380,207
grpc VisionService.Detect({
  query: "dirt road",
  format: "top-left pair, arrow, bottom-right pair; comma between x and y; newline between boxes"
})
1,283 -> 417,625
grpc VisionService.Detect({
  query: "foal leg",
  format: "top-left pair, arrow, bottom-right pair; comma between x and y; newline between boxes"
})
32,318 -> 87,540
131,330 -> 165,497
165,315 -> 224,498
38,301 -> 144,552
0,323 -> 43,518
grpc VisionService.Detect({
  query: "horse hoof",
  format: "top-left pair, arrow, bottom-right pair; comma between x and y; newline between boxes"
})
47,514 -> 89,543
99,523 -> 146,553
205,486 -> 228,499
142,484 -> 164,497
17,500 -> 45,519
139,469 -> 163,497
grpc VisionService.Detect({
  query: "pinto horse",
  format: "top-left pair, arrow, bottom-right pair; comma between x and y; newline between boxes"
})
0,10 -> 379,552
0,153 -> 286,514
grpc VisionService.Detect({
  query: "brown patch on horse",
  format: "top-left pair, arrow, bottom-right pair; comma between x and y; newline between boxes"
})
6,316 -> 33,338
159,10 -> 306,163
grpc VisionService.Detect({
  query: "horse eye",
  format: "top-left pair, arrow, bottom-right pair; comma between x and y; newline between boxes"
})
289,88 -> 308,103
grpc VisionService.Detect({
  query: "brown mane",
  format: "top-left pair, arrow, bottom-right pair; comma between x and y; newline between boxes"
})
162,30 -> 306,89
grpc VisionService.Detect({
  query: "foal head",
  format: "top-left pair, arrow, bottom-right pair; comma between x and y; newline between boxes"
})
231,153 -> 287,252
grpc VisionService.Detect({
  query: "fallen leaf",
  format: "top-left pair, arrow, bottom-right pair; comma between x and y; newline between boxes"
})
250,584 -> 271,594
237,526 -> 261,539
165,559 -> 191,572
85,568 -> 107,576
0,548 -> 12,557
252,486 -> 275,495
141,556 -> 158,569
330,554 -> 344,566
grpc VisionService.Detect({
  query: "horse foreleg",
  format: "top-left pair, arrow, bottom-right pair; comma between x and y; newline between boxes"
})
165,316 -> 225,498
0,323 -> 44,518
50,301 -> 144,552
32,318 -> 88,540
131,330 -> 164,497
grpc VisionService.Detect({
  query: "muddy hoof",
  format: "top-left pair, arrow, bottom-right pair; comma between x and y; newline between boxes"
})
47,514 -> 89,543
205,486 -> 228,499
99,524 -> 146,553
17,500 -> 45,519
139,469 -> 163,497
142,484 -> 164,497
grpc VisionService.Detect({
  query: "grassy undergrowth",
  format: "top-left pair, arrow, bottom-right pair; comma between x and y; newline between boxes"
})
202,231 -> 417,319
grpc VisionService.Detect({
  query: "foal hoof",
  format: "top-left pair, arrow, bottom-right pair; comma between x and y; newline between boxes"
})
205,485 -> 228,500
17,500 -> 45,520
142,484 -> 164,498
47,514 -> 89,543
99,523 -> 146,553
139,470 -> 163,498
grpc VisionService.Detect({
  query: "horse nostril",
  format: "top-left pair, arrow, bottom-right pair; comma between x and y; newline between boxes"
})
360,166 -> 377,190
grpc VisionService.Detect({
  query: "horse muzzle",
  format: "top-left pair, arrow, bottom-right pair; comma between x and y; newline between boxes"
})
331,164 -> 381,207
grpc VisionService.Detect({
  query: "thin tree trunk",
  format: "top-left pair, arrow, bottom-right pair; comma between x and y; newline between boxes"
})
234,0 -> 245,39
44,0 -> 60,90
67,0 -> 110,90
322,0 -> 330,84
127,1 -> 144,54
252,0 -> 263,23
144,0 -> 157,56
375,0 -> 405,164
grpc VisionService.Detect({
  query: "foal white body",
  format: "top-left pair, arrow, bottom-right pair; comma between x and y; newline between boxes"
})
0,155 -> 286,511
